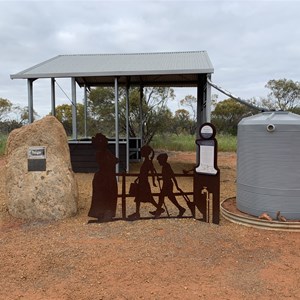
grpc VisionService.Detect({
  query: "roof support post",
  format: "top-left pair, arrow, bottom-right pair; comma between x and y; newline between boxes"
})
205,75 -> 212,123
71,77 -> 77,140
83,84 -> 88,138
114,77 -> 120,174
51,78 -> 56,117
27,78 -> 35,123
139,86 -> 144,145
196,75 -> 207,133
125,78 -> 130,172
196,75 -> 207,164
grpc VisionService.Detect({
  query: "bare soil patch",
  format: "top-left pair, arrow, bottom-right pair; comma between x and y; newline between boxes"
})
0,152 -> 299,300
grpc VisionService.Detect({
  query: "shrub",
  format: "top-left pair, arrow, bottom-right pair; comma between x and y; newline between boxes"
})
0,134 -> 7,156
151,133 -> 236,152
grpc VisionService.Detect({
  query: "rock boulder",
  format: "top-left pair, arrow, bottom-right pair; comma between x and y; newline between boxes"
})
5,116 -> 78,220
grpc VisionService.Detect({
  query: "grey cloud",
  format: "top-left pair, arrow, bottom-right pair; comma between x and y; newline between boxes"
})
1,0 -> 300,115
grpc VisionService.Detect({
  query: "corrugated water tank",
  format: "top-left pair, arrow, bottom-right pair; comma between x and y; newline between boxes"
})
237,111 -> 300,220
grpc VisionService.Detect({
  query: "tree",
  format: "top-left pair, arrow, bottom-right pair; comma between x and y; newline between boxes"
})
179,93 -> 220,120
55,103 -> 86,136
211,98 -> 255,135
172,109 -> 195,135
87,87 -> 117,136
0,99 -> 40,135
180,95 -> 197,121
13,106 -> 39,125
265,78 -> 300,110
88,86 -> 175,144
141,105 -> 173,143
0,98 -> 12,121
0,119 -> 22,134
119,87 -> 175,143
290,106 -> 300,115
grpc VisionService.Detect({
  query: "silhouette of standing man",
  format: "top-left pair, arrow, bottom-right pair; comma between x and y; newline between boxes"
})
153,153 -> 186,218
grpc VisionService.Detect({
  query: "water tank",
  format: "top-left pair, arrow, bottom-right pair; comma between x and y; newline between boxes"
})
237,111 -> 300,220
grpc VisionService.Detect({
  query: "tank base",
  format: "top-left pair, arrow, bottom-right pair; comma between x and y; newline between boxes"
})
221,197 -> 300,232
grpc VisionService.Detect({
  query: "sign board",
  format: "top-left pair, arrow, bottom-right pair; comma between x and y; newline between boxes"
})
196,140 -> 218,175
28,146 -> 46,171
195,124 -> 218,175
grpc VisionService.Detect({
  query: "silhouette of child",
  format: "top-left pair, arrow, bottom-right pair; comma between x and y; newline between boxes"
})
154,153 -> 185,218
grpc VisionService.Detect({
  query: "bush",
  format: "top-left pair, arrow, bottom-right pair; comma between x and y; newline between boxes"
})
0,134 -> 7,156
151,133 -> 237,152
217,134 -> 237,152
0,133 -> 237,156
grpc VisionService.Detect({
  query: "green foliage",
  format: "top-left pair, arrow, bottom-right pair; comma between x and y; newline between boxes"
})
0,120 -> 22,135
0,132 -> 237,156
0,134 -> 7,156
265,78 -> 300,110
151,133 -> 237,152
52,87 -> 176,142
88,87 -> 116,136
13,106 -> 39,125
55,103 -> 88,137
217,134 -> 237,152
151,134 -> 197,152
8,77 -> 297,147
180,95 -> 197,121
172,109 -> 196,135
0,102 -> 38,153
120,87 -> 175,143
0,98 -> 38,136
290,107 -> 300,115
0,98 -> 12,121
211,98 -> 255,135
87,86 -> 175,143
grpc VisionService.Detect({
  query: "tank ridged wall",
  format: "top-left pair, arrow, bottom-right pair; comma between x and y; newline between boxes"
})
237,112 -> 300,220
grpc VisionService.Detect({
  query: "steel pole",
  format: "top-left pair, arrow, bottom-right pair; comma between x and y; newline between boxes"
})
27,79 -> 34,123
114,77 -> 119,174
51,78 -> 56,117
126,80 -> 130,172
71,77 -> 77,140
84,84 -> 88,138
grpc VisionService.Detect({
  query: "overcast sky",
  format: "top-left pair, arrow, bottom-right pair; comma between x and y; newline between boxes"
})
1,0 -> 300,117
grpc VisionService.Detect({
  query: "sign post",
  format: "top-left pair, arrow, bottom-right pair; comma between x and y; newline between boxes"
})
193,123 -> 220,224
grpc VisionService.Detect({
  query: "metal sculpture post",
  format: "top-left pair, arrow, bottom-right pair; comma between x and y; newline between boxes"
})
193,123 -> 220,224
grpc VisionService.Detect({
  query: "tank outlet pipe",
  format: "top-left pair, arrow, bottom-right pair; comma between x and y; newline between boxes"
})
267,124 -> 276,132
207,78 -> 268,112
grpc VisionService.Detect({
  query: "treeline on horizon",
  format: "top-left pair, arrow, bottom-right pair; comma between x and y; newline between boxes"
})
0,78 -> 299,154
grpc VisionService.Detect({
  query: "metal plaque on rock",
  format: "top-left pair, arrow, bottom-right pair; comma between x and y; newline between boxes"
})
28,146 -> 47,171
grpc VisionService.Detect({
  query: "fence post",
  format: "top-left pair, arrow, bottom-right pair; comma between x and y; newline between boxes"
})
122,173 -> 126,219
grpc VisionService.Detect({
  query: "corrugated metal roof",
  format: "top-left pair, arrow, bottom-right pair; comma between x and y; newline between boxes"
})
10,51 -> 213,87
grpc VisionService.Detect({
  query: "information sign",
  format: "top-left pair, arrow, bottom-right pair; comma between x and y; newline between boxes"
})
28,146 -> 47,171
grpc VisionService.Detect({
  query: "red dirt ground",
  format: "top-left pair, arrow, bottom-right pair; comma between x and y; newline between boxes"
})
0,152 -> 299,300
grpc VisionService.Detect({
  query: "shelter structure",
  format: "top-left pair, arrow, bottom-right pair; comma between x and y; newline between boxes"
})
10,51 -> 214,172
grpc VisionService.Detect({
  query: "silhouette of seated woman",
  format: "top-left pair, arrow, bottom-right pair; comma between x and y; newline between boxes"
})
88,133 -> 118,222
128,145 -> 163,220
152,153 -> 186,218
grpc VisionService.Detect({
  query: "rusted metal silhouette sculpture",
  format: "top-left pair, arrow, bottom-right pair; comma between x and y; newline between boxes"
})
88,125 -> 220,224
127,145 -> 161,220
152,153 -> 186,218
88,133 -> 118,222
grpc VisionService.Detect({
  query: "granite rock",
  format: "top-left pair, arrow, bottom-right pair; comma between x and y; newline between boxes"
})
5,116 -> 78,220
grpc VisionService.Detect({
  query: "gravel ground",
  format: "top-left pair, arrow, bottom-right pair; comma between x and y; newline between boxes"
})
0,152 -> 299,300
